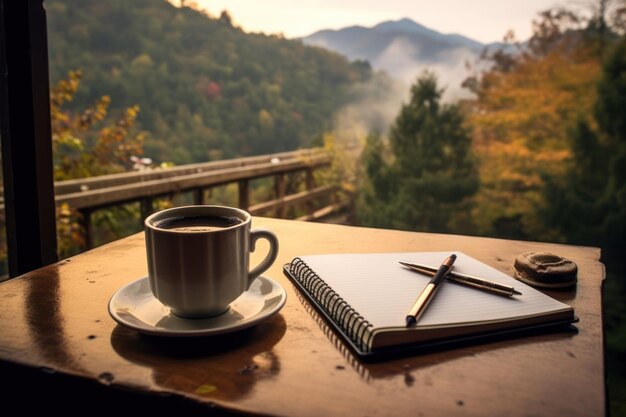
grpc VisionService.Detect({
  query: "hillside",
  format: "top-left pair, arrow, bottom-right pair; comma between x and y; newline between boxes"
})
45,0 -> 373,164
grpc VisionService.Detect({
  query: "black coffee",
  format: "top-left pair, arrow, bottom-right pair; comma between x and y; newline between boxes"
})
156,215 -> 242,232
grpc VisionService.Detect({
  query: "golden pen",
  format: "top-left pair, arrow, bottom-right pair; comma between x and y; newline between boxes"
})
399,261 -> 522,296
405,254 -> 456,327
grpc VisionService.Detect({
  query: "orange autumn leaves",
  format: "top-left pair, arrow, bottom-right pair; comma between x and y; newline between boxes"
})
50,69 -> 145,181
50,69 -> 146,256
467,42 -> 601,240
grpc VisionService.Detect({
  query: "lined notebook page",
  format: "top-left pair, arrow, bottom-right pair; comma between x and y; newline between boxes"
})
299,252 -> 573,330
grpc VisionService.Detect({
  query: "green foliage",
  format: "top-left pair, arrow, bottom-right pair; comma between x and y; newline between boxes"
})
357,72 -> 478,233
46,0 -> 372,164
356,130 -> 395,227
50,69 -> 145,180
544,38 -> 626,249
466,10 -> 602,242
50,70 -> 147,258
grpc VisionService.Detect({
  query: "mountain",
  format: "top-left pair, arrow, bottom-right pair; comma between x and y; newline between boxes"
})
372,18 -> 484,50
45,0 -> 374,164
303,18 -> 495,98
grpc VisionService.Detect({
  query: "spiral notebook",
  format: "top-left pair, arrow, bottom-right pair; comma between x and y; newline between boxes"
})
283,252 -> 576,359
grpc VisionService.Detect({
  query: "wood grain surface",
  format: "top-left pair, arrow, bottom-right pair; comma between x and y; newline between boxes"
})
0,218 -> 606,416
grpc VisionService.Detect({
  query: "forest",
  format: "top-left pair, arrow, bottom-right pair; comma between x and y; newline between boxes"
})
46,0 -> 376,165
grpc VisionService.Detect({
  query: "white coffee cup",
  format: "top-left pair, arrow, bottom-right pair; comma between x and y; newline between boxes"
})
144,205 -> 279,318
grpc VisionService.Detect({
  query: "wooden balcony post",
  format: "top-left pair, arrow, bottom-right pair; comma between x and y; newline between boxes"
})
79,208 -> 93,250
306,168 -> 316,213
238,180 -> 249,211
306,168 -> 315,190
193,188 -> 204,205
274,174 -> 286,218
140,197 -> 152,223
0,0 -> 58,276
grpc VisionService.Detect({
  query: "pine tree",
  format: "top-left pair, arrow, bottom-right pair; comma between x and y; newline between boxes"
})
544,38 -> 626,248
357,72 -> 478,233
356,130 -> 396,228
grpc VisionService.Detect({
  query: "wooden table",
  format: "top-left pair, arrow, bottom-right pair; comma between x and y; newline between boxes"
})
0,218 -> 606,416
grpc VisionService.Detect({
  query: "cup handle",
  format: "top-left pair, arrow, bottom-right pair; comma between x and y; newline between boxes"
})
248,229 -> 279,288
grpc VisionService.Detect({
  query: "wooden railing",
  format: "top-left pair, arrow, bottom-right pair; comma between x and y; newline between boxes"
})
53,148 -> 353,248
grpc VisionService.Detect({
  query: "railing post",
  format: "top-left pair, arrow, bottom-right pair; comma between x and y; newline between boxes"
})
238,180 -> 249,211
140,197 -> 152,223
79,208 -> 93,250
274,174 -> 286,218
305,168 -> 315,189
306,168 -> 316,213
193,188 -> 204,205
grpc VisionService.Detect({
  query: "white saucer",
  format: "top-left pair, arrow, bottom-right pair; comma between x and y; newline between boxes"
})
108,276 -> 287,337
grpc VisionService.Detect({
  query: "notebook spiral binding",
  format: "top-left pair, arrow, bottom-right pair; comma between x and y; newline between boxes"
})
290,257 -> 374,352
294,289 -> 372,381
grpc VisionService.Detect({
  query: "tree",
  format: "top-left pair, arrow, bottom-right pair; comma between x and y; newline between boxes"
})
357,72 -> 478,233
356,130 -> 396,227
51,69 -> 145,180
466,8 -> 602,240
544,38 -> 626,249
50,70 -> 146,257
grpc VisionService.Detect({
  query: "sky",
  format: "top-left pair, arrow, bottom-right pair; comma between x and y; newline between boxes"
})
187,0 -> 565,43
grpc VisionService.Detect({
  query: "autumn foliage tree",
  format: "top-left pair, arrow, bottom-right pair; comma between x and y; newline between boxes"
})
465,9 -> 602,241
543,37 -> 626,249
50,69 -> 145,257
51,69 -> 145,180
